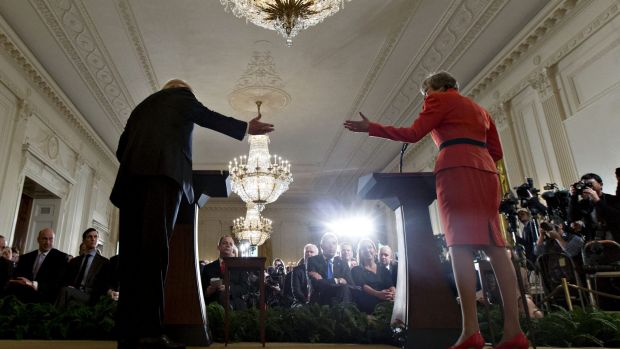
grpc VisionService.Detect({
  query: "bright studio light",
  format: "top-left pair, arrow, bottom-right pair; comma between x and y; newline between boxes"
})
326,216 -> 374,238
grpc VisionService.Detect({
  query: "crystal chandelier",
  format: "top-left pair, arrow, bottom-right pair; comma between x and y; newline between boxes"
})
229,102 -> 293,212
232,203 -> 273,246
220,0 -> 351,47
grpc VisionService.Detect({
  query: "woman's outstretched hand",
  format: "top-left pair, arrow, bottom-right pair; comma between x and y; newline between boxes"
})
344,112 -> 370,133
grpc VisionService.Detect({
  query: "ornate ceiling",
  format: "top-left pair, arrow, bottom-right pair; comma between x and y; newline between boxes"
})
0,0 -> 548,202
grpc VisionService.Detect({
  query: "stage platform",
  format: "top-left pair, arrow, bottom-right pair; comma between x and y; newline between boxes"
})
0,341 -> 603,349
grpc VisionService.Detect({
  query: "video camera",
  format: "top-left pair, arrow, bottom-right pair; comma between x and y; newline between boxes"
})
515,178 -> 547,216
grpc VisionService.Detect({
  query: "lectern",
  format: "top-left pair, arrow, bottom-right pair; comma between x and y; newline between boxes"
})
163,170 -> 231,346
358,172 -> 460,349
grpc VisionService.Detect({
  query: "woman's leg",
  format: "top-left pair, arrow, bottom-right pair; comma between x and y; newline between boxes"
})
449,245 -> 479,344
482,245 -> 522,341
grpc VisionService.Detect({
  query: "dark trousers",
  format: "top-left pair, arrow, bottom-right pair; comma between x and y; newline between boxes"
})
117,176 -> 182,340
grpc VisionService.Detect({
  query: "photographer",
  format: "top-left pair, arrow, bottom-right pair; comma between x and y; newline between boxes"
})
514,208 -> 538,268
534,222 -> 584,259
568,173 -> 620,242
265,258 -> 286,306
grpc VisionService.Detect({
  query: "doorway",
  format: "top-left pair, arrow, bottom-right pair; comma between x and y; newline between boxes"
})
13,177 -> 60,254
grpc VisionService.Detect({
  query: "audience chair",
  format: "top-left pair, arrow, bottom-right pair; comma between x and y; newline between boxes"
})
582,240 -> 620,309
535,252 -> 586,310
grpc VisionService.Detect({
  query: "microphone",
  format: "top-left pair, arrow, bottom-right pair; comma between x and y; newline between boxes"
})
399,143 -> 409,173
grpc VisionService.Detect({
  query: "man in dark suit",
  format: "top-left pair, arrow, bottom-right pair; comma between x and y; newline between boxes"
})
378,245 -> 398,286
307,233 -> 355,305
110,79 -> 274,349
56,228 -> 109,308
201,235 -> 233,306
6,228 -> 68,303
290,243 -> 318,306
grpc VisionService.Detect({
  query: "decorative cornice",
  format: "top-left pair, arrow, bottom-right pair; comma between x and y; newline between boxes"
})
30,0 -> 133,129
491,0 -> 617,105
116,0 -> 159,92
467,0 -> 582,99
0,21 -> 117,167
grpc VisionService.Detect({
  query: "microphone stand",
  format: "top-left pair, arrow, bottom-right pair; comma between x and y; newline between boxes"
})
399,143 -> 409,173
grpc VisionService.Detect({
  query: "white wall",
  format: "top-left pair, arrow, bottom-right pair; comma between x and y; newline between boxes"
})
0,16 -> 119,257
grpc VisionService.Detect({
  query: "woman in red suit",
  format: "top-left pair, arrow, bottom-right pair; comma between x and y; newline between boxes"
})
344,72 -> 528,349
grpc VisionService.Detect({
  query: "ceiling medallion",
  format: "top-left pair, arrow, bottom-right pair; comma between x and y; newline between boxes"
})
228,50 -> 290,115
220,0 -> 351,47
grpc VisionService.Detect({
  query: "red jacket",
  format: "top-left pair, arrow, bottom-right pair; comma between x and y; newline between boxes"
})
368,88 -> 502,173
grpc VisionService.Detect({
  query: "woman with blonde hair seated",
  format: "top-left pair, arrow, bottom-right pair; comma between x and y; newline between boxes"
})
351,239 -> 395,313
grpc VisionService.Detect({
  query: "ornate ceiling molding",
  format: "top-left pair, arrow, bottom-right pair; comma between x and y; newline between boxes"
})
30,0 -> 134,129
466,0 -> 583,100
492,0 -> 617,107
0,22 -> 117,167
116,0 -> 159,92
334,0 -> 509,195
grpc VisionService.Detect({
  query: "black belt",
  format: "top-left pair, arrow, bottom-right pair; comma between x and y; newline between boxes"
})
439,138 -> 486,150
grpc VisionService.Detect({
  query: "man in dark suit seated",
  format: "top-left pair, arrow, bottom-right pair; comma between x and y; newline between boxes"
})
289,243 -> 318,306
110,79 -> 274,349
6,228 -> 68,303
201,235 -> 250,309
378,245 -> 398,286
56,228 -> 110,308
307,233 -> 355,305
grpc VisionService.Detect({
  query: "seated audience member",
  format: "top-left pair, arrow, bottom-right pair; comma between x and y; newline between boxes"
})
56,228 -> 110,308
378,245 -> 397,285
340,242 -> 358,268
534,222 -> 584,259
307,233 -> 354,305
10,247 -> 20,264
289,243 -> 318,306
568,173 -> 620,242
1,246 -> 14,295
201,235 -> 249,309
6,228 -> 68,303
351,239 -> 395,313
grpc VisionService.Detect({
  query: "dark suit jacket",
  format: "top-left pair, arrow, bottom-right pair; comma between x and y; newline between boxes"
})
110,87 -> 248,206
201,259 -> 223,305
63,253 -> 109,297
13,248 -> 68,302
290,264 -> 309,304
306,254 -> 354,297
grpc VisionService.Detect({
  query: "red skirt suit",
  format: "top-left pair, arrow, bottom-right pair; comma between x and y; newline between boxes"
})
368,88 -> 504,247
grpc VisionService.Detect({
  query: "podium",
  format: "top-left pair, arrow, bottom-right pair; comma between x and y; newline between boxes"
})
222,257 -> 267,347
358,172 -> 460,349
163,170 -> 231,346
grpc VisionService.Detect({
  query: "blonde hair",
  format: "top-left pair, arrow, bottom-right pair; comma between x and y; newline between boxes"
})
162,79 -> 191,91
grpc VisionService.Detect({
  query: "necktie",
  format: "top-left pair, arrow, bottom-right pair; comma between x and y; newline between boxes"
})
327,259 -> 333,279
32,252 -> 45,279
75,254 -> 92,288
220,260 -> 226,274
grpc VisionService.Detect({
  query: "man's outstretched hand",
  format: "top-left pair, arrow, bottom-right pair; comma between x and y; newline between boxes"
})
343,112 -> 370,133
248,113 -> 274,135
